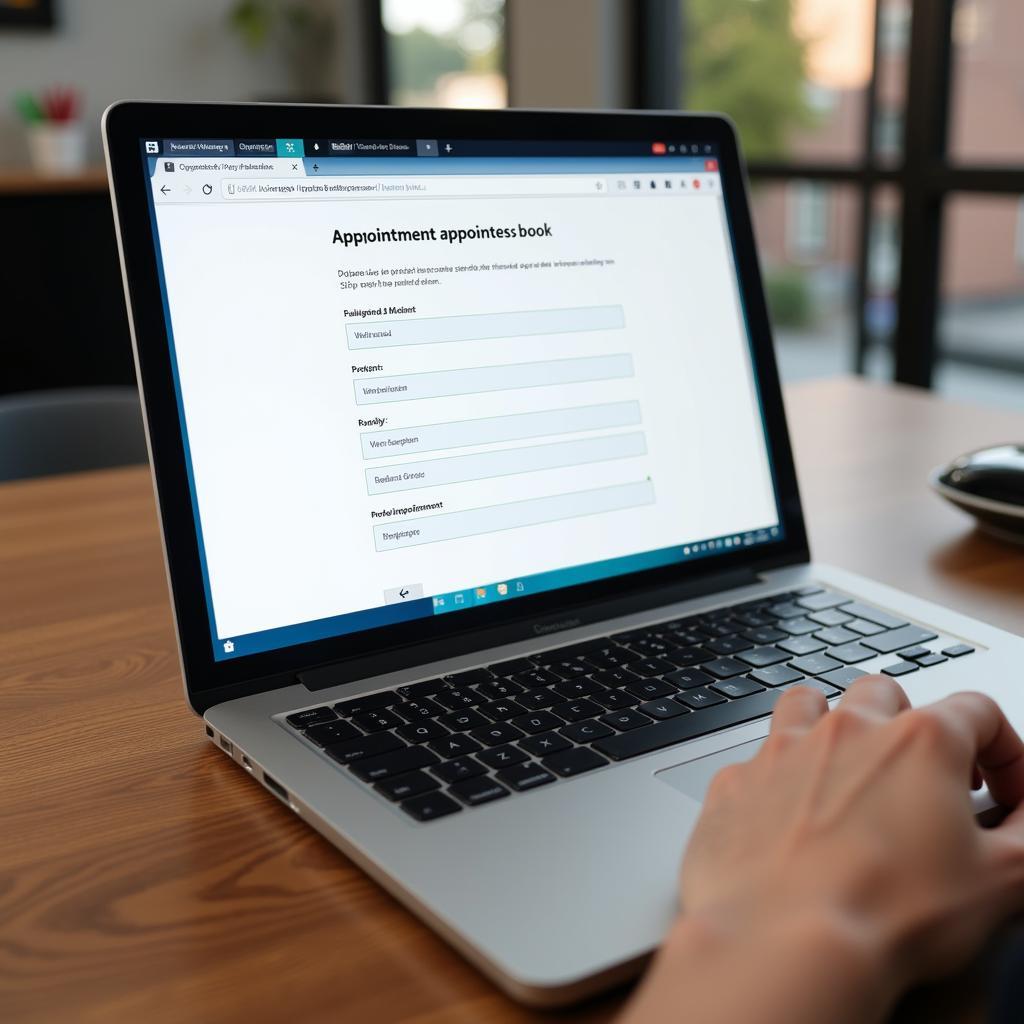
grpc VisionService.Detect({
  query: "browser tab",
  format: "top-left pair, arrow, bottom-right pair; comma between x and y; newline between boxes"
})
416,139 -> 439,157
275,138 -> 304,158
235,139 -> 276,156
165,139 -> 234,157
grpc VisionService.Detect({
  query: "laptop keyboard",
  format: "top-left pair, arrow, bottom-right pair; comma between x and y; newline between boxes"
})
280,586 -> 974,822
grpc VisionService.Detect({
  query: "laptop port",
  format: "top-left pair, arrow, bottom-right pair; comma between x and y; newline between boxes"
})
241,754 -> 253,772
205,725 -> 214,738
219,736 -> 233,755
262,773 -> 288,800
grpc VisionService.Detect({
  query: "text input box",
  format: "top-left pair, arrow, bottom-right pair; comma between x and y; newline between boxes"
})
373,480 -> 656,551
353,354 -> 634,406
347,305 -> 625,350
365,431 -> 647,495
360,401 -> 643,459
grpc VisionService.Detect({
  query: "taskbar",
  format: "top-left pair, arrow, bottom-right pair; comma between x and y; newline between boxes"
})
429,525 -> 781,615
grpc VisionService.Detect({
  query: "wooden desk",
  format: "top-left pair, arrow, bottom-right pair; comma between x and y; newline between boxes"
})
3,378 -> 1024,1023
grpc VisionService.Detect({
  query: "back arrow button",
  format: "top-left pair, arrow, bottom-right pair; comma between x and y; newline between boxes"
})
159,185 -> 171,195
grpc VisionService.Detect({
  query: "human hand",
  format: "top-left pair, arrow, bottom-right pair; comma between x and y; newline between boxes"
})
621,676 -> 1024,1024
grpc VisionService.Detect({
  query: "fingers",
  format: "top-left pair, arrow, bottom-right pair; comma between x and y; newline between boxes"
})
839,674 -> 912,719
769,684 -> 828,738
928,692 -> 1024,814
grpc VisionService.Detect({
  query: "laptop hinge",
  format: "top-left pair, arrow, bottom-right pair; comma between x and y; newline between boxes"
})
298,566 -> 761,692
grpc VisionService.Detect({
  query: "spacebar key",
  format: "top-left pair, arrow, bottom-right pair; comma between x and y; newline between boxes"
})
593,691 -> 782,761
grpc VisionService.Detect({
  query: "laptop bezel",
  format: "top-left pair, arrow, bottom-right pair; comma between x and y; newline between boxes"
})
103,101 -> 809,713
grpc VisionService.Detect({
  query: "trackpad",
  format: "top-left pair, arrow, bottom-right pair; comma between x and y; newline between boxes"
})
656,738 -> 765,803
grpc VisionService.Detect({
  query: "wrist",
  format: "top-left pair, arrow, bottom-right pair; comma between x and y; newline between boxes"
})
623,909 -> 902,1024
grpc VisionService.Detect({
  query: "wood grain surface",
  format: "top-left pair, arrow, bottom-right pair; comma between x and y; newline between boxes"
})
2,377 -> 1023,1023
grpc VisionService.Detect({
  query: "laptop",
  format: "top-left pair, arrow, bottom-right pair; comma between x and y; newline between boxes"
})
103,102 -> 1024,1006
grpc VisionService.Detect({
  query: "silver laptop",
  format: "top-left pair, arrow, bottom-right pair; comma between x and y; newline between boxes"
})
103,102 -> 1024,1006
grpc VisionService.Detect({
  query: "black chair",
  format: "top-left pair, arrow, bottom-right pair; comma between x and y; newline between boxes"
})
0,387 -> 148,482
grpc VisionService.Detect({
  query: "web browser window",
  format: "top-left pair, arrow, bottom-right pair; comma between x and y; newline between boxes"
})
141,137 -> 781,660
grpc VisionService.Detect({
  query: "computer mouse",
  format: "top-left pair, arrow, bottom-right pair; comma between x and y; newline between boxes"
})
930,444 -> 1024,543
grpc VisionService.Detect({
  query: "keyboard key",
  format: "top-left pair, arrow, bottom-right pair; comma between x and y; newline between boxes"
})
334,691 -> 397,716
325,731 -> 405,765
375,770 -> 440,802
303,719 -> 361,746
444,668 -> 493,687
400,791 -> 461,822
624,678 -> 677,700
862,625 -> 939,655
428,733 -> 482,759
448,776 -> 510,807
749,664 -> 804,687
433,687 -> 478,711
677,686 -> 727,710
397,679 -> 448,699
349,745 -> 439,782
431,755 -> 487,784
470,722 -> 526,747
736,645 -> 790,668
630,657 -> 676,677
942,644 -> 975,658
703,657 -> 748,679
601,708 -> 653,731
664,645 -> 714,667
552,677 -> 605,699
711,677 -> 766,699
818,666 -> 867,690
592,688 -> 638,710
542,747 -> 610,777
767,601 -> 805,619
479,698 -> 526,721
838,602 -> 907,630
777,617 -> 820,635
741,626 -> 788,645
882,661 -> 919,677
590,668 -> 641,688
560,718 -> 616,742
393,697 -> 444,721
639,698 -> 688,720
813,626 -> 859,647
594,690 -> 783,762
896,645 -> 930,661
519,730 -> 572,756
546,659 -> 592,680
475,679 -> 527,701
780,679 -> 841,699
707,635 -> 753,656
629,636 -> 677,657
664,667 -> 714,690
585,649 -> 640,670
487,657 -> 536,677
516,687 -> 562,711
826,643 -> 876,664
353,709 -> 405,733
478,744 -> 529,769
845,618 -> 885,636
917,653 -> 948,667
789,653 -> 843,676
286,706 -> 336,729
512,668 -> 560,689
510,710 -> 564,734
496,763 -> 556,792
777,635 -> 826,656
551,698 -> 603,723
438,709 -> 489,732
396,720 -> 449,744
808,608 -> 853,628
796,591 -> 847,611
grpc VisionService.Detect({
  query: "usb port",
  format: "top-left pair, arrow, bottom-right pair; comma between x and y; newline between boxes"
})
219,736 -> 234,755
262,773 -> 288,800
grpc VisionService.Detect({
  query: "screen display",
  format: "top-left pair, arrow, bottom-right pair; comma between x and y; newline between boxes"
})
140,135 -> 782,661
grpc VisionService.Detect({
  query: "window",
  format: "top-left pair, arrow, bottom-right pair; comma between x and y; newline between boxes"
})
786,182 -> 830,260
382,0 -> 506,108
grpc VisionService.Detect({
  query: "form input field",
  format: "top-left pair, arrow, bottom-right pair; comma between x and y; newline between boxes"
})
353,354 -> 634,405
373,480 -> 656,551
360,401 -> 642,459
347,305 -> 625,350
365,432 -> 647,495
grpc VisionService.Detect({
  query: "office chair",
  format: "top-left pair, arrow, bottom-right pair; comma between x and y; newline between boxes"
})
0,387 -> 148,482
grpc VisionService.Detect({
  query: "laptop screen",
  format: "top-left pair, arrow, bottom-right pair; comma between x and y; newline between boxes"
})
139,135 -> 782,661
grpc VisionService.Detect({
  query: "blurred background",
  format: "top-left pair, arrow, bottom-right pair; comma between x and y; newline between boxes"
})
1,0 -> 1022,481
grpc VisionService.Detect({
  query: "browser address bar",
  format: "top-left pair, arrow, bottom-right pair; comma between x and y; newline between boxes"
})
220,175 -> 609,200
